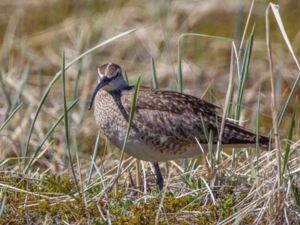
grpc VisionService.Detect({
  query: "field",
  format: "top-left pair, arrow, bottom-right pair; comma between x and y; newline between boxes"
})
0,0 -> 299,224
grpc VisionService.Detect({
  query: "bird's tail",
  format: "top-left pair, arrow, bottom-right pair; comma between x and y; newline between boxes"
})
221,119 -> 273,150
257,134 -> 273,150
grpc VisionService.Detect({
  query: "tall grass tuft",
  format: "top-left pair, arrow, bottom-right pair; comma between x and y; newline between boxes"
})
23,99 -> 78,174
235,24 -> 255,121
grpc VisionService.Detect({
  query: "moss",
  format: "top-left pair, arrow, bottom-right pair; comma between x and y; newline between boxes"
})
0,173 -> 252,224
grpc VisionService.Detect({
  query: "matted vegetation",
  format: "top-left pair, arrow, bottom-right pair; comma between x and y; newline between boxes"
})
0,0 -> 299,224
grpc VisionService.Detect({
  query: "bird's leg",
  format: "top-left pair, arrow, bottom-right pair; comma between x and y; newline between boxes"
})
153,162 -> 164,190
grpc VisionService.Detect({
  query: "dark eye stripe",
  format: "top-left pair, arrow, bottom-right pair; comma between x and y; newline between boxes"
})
108,71 -> 120,80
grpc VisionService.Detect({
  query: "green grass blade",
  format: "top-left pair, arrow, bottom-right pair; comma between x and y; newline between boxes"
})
23,28 -> 136,161
227,82 -> 235,117
0,102 -> 22,133
72,35 -> 87,100
62,51 -> 70,152
236,24 -> 255,120
177,50 -> 183,93
71,86 -> 88,169
216,43 -> 235,163
72,61 -> 83,100
277,73 -> 300,127
61,52 -> 81,196
23,99 -> 78,174
0,72 -> 12,112
255,88 -> 261,170
151,57 -> 158,89
200,114 -> 209,142
124,71 -> 129,84
282,109 -> 295,175
10,65 -> 29,112
121,76 -> 142,153
116,76 -> 142,176
87,131 -> 101,184
208,130 -> 214,169
199,114 -> 214,168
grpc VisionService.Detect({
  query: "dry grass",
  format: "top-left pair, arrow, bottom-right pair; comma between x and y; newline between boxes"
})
0,0 -> 300,224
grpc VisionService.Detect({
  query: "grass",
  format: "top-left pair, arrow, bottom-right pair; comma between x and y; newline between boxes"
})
0,173 -> 250,224
0,0 -> 300,224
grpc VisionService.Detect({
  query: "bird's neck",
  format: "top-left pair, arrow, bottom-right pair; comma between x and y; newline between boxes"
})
108,84 -> 133,95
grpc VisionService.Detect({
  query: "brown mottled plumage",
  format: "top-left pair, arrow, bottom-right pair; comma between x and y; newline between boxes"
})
89,62 -> 271,189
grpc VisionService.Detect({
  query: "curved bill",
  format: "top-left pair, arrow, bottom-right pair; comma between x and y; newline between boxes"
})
88,77 -> 110,110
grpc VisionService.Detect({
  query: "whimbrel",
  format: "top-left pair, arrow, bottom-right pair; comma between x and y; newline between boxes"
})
89,63 -> 270,190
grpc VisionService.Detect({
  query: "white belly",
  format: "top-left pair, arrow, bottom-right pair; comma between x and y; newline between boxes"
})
109,134 -> 203,162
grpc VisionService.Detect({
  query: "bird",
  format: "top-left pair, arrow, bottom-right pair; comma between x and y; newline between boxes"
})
88,62 -> 271,190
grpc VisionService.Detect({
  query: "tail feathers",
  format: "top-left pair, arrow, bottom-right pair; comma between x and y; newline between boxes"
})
221,121 -> 272,150
257,134 -> 272,150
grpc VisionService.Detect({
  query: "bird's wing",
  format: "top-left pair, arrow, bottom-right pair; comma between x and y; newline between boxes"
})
119,87 -> 270,149
120,87 -> 218,145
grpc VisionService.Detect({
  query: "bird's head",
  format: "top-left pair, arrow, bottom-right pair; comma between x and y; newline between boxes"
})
89,63 -> 127,109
